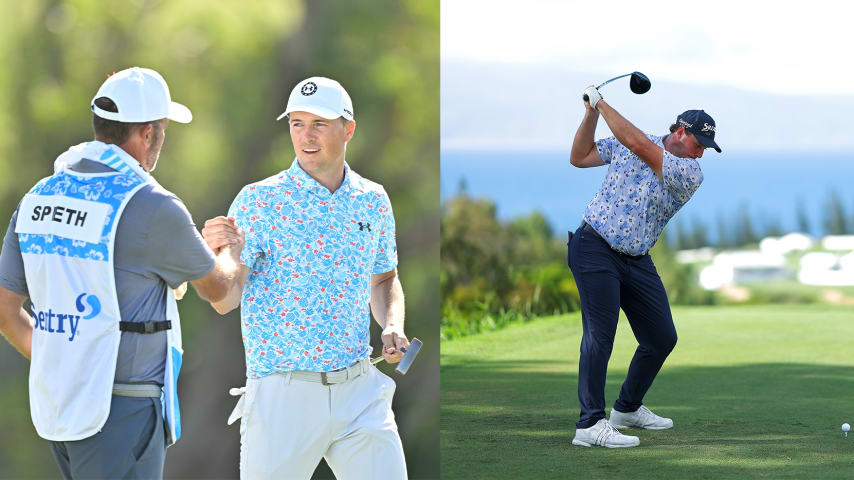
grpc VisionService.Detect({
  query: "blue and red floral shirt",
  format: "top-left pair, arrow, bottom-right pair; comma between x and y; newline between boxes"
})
582,135 -> 703,256
228,159 -> 397,376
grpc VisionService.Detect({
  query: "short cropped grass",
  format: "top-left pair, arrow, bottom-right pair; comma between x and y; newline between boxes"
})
441,305 -> 854,479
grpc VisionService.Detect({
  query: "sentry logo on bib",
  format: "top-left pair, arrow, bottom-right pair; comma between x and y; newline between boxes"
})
34,293 -> 101,342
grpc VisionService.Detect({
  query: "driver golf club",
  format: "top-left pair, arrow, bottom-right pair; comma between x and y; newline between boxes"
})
583,71 -> 651,102
371,337 -> 423,375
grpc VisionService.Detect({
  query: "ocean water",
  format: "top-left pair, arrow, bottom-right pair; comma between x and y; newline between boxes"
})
441,149 -> 854,240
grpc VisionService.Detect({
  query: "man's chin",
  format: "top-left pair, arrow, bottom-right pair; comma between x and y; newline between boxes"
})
296,156 -> 321,170
146,153 -> 161,172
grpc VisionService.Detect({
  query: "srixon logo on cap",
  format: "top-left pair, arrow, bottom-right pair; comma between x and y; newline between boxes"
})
701,123 -> 716,133
33,293 -> 101,342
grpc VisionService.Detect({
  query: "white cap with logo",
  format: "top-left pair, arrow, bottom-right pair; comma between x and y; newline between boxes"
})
277,77 -> 353,122
91,67 -> 192,123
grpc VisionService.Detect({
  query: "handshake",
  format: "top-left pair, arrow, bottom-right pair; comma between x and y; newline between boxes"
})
582,85 -> 603,111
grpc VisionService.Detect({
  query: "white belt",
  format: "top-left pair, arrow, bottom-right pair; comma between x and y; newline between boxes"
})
291,357 -> 371,385
113,382 -> 161,398
226,357 -> 371,426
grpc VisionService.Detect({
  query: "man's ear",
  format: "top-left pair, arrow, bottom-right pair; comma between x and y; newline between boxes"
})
345,120 -> 356,142
139,123 -> 154,146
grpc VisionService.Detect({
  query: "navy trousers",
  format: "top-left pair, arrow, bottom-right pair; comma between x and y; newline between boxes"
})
568,223 -> 677,429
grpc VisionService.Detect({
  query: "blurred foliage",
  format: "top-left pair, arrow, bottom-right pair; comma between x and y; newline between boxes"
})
440,194 -> 716,339
649,230 -> 716,306
440,194 -> 581,339
824,190 -> 851,235
0,0 -> 438,479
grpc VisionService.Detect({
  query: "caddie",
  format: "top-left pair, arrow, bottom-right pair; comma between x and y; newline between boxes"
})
0,67 -> 242,478
567,85 -> 721,448
200,77 -> 410,479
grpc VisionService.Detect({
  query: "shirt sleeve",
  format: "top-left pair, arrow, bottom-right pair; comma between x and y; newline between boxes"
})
595,136 -> 620,165
0,208 -> 29,296
662,152 -> 704,202
227,185 -> 266,268
144,194 -> 216,289
372,188 -> 398,274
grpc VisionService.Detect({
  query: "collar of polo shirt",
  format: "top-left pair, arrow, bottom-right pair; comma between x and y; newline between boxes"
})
289,159 -> 359,195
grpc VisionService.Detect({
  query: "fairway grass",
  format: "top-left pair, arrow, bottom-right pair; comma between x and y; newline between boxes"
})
441,305 -> 854,479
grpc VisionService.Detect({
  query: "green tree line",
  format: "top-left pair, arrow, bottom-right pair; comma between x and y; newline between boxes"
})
441,186 -> 854,340
670,192 -> 854,250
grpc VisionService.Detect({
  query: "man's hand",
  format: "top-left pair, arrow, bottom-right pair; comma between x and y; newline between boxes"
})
0,286 -> 32,359
192,216 -> 246,306
202,216 -> 243,255
173,282 -> 188,300
583,85 -> 603,111
381,324 -> 409,364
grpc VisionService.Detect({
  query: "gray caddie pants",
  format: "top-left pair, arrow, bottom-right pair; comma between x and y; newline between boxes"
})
50,395 -> 166,479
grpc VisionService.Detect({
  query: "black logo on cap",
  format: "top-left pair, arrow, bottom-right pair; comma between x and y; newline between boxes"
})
301,82 -> 317,96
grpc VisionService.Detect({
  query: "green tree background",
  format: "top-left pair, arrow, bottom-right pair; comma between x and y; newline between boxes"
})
0,1 -> 439,478
440,185 -> 854,341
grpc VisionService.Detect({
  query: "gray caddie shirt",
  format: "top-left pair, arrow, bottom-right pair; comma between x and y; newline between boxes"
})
0,158 -> 215,385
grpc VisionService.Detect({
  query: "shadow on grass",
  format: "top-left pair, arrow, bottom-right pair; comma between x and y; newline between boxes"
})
441,360 -> 854,480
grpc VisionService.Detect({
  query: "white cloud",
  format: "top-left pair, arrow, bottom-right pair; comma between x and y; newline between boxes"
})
442,0 -> 854,96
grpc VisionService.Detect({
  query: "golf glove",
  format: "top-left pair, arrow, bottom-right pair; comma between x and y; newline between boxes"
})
583,86 -> 602,110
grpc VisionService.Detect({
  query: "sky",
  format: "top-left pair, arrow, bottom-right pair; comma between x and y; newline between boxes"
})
441,0 -> 854,152
443,0 -> 854,96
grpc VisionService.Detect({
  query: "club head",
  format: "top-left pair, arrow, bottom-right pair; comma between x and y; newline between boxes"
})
629,71 -> 651,94
394,338 -> 423,375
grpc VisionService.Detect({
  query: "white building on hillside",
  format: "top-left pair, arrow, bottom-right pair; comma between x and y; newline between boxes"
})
699,251 -> 789,290
821,235 -> 854,251
687,232 -> 854,289
759,233 -> 814,256
798,251 -> 854,286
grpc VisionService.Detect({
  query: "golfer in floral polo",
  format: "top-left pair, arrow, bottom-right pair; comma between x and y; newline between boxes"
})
201,77 -> 409,479
567,85 -> 721,449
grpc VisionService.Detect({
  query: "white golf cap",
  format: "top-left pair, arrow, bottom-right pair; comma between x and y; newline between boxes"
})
277,77 -> 353,121
91,67 -> 192,123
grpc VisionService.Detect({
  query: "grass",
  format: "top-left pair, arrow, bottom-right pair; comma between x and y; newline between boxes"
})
441,304 -> 854,479
744,281 -> 854,304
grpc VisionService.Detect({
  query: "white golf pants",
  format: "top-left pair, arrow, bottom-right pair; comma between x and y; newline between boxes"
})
234,364 -> 407,480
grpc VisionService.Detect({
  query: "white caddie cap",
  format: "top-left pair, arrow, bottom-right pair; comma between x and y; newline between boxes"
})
276,77 -> 353,122
91,67 -> 192,123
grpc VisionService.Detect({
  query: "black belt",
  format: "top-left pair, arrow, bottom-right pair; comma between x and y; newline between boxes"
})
581,222 -> 603,239
119,321 -> 172,334
580,222 -> 647,259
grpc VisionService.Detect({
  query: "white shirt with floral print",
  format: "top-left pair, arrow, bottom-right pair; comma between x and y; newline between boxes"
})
582,135 -> 703,256
228,159 -> 397,377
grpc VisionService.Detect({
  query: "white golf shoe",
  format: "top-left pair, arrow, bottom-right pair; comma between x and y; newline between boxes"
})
609,405 -> 673,430
572,419 -> 640,448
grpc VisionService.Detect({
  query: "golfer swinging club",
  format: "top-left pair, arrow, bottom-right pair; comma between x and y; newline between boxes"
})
201,77 -> 409,479
567,85 -> 721,448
